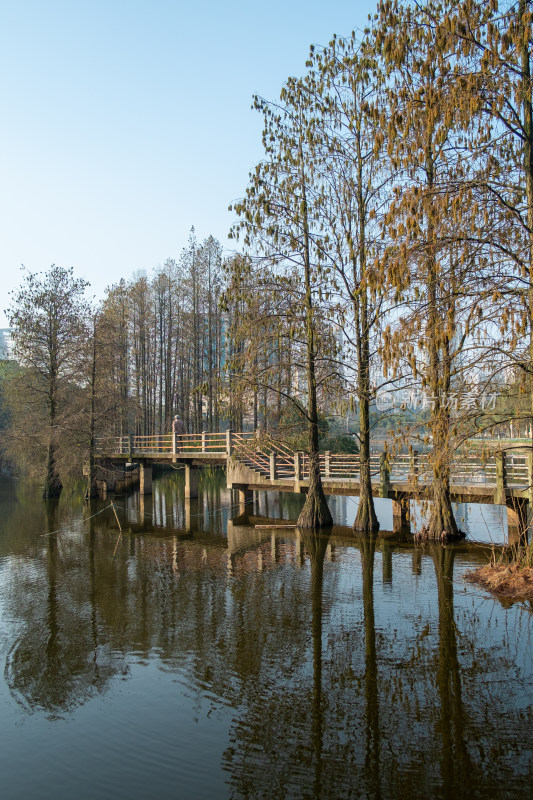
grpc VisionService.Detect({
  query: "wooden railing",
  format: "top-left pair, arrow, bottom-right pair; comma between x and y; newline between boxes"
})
95,432 -> 532,490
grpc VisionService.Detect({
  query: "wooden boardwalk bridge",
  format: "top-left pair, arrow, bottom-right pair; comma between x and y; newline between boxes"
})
96,430 -> 533,534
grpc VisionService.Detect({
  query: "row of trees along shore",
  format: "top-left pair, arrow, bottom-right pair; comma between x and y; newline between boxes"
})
1,0 -> 533,538
228,0 -> 533,534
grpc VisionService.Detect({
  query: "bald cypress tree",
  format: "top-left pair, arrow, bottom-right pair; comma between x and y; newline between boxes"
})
231,79 -> 334,528
374,0 -> 488,537
303,34 -> 389,532
7,265 -> 90,498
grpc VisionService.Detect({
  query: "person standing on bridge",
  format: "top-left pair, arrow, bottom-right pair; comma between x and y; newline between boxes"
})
172,415 -> 186,453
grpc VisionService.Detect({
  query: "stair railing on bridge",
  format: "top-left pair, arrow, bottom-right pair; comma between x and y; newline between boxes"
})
95,432 -> 531,490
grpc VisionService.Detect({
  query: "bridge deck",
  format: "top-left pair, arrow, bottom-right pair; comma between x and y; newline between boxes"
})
96,432 -> 531,509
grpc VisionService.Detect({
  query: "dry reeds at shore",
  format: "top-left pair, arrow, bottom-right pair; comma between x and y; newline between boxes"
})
466,543 -> 533,601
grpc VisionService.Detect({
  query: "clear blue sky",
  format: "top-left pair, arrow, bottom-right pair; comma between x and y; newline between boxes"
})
0,0 -> 377,325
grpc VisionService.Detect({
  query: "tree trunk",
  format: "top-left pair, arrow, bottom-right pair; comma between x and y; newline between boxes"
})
43,441 -> 62,498
354,403 -> 379,531
353,123 -> 379,532
425,137 -> 458,538
520,0 -> 533,506
86,319 -> 98,500
298,451 -> 333,528
296,158 -> 332,530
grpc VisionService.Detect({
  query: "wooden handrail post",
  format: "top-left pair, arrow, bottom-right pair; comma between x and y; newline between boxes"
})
494,451 -> 507,505
324,451 -> 331,478
294,451 -> 302,481
408,449 -> 419,490
270,451 -> 277,481
380,452 -> 390,498
128,433 -> 133,455
528,449 -> 533,511
202,431 -> 207,453
226,429 -> 233,456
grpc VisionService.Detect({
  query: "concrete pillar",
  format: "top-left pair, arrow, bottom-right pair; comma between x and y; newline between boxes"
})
237,487 -> 253,504
139,461 -> 152,495
139,492 -> 153,522
184,498 -> 200,532
507,501 -> 528,544
392,496 -> 409,532
237,486 -> 253,515
185,464 -> 199,499
294,451 -> 305,492
270,451 -> 277,481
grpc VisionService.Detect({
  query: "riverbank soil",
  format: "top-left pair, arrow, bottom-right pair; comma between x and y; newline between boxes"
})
466,565 -> 533,601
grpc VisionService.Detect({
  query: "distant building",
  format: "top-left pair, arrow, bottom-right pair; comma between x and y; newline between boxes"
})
0,329 -> 13,360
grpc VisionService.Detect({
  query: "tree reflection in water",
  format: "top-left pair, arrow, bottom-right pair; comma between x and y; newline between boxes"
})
1,477 -> 533,798
301,528 -> 331,798
360,532 -> 381,800
5,500 -> 125,718
429,544 -> 473,799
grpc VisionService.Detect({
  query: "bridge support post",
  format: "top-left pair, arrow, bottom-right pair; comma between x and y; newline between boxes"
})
294,452 -> 305,493
494,452 -> 507,506
507,499 -> 529,544
226,429 -> 233,456
392,496 -> 409,532
202,431 -> 207,453
325,451 -> 331,478
237,487 -> 253,514
139,461 -> 152,495
184,498 -> 200,533
270,452 -> 277,481
185,464 -> 199,499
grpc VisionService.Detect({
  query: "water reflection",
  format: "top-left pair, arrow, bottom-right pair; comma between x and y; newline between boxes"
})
0,473 -> 532,799
4,499 -> 124,718
430,545 -> 472,797
360,532 -> 381,798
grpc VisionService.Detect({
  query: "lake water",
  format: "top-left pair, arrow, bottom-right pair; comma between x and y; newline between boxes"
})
0,470 -> 532,799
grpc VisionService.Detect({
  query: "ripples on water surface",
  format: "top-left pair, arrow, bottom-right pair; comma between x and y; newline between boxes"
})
0,472 -> 532,799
